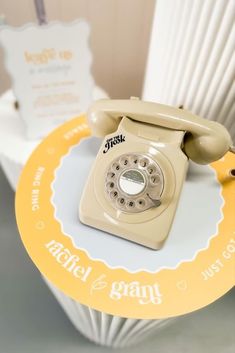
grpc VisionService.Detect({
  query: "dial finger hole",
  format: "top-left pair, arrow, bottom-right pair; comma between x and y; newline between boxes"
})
107,172 -> 115,180
150,174 -> 161,185
130,155 -> 139,165
117,197 -> 125,206
112,162 -> 121,171
127,200 -> 135,208
110,190 -> 118,199
137,198 -> 146,208
120,157 -> 129,167
139,158 -> 149,168
107,181 -> 115,190
147,165 -> 157,175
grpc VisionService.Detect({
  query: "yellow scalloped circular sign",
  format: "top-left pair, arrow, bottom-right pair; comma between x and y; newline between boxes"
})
15,116 -> 235,319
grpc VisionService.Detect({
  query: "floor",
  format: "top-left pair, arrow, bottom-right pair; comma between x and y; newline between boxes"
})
0,167 -> 234,353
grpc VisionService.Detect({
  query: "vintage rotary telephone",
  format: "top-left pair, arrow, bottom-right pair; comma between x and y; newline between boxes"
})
79,98 -> 234,250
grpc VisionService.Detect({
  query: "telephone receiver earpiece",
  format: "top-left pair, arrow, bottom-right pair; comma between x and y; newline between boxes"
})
88,99 -> 233,164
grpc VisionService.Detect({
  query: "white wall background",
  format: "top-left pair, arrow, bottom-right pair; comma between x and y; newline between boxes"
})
0,0 -> 155,98
143,0 -> 235,140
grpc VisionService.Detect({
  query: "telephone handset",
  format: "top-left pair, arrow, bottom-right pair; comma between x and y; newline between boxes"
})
79,98 -> 234,249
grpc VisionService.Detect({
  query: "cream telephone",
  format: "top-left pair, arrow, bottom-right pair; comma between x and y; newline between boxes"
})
79,98 -> 234,250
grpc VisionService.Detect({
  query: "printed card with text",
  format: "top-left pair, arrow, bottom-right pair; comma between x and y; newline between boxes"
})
0,20 -> 94,139
15,116 -> 235,319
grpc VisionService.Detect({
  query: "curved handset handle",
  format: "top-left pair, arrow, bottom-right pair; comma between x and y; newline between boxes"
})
88,99 -> 233,164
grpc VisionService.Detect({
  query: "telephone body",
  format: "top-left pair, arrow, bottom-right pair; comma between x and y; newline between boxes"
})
79,99 -> 232,250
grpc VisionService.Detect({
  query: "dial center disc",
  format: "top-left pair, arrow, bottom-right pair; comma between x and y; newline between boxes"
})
119,169 -> 146,195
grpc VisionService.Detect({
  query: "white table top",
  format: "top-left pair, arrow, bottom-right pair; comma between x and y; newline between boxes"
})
0,90 -> 39,164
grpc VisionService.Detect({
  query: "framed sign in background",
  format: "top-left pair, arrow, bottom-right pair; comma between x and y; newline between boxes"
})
0,20 -> 94,139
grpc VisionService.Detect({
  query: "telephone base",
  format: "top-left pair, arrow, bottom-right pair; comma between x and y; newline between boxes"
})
79,117 -> 189,250
79,212 -> 168,250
